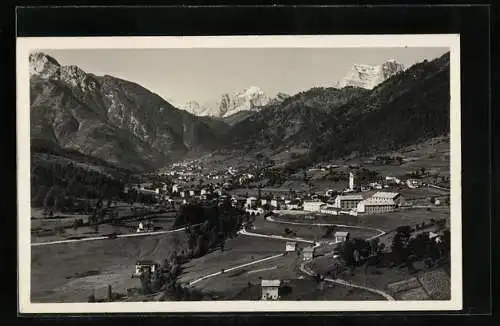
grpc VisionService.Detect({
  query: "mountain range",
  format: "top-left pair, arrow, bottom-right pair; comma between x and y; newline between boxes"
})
178,88 -> 290,119
29,52 -> 450,172
29,52 -> 221,171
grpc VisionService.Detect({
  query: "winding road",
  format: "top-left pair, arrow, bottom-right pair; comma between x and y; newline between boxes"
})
31,226 -> 189,247
265,215 -> 387,241
185,219 -> 395,300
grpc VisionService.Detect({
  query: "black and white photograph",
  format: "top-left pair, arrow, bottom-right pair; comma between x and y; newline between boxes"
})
17,35 -> 462,313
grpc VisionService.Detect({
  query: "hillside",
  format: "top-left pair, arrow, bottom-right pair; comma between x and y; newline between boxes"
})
311,52 -> 450,161
30,52 -> 221,171
225,52 -> 450,164
225,86 -> 370,151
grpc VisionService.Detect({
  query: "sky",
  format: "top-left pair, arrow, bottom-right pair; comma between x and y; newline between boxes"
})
42,47 -> 448,106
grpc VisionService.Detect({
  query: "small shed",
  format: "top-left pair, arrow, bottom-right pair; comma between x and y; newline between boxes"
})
285,241 -> 297,252
261,279 -> 281,300
302,246 -> 316,261
334,231 -> 350,243
135,260 -> 159,276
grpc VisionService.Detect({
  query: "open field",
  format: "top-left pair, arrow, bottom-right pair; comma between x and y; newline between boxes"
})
178,235 -> 292,286
31,232 -> 187,302
335,261 -> 450,300
273,207 -> 450,233
253,217 -> 379,241
231,278 -> 385,301
190,249 -> 385,301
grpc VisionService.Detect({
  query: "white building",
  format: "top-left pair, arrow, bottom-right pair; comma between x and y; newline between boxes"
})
245,197 -> 257,208
334,231 -> 350,243
302,246 -> 315,261
189,190 -> 195,197
261,280 -> 281,300
261,199 -> 268,206
356,198 -> 396,214
172,184 -> 180,193
285,241 -> 297,252
372,191 -> 404,205
369,182 -> 383,190
349,171 -> 356,191
334,195 -> 364,210
385,176 -> 401,184
406,179 -> 422,189
286,201 -> 301,210
319,206 -> 341,215
200,189 -> 207,196
180,191 -> 186,198
135,260 -> 159,276
270,199 -> 284,209
303,200 -> 326,212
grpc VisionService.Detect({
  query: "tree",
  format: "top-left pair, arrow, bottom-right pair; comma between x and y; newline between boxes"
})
391,226 -> 412,264
140,270 -> 152,294
369,238 -> 380,255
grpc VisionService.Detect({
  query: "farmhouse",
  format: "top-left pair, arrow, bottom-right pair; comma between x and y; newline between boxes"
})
302,246 -> 316,261
385,176 -> 401,184
285,241 -> 297,252
303,200 -> 326,212
406,179 -> 422,189
245,197 -> 257,209
334,231 -> 350,243
349,171 -> 357,191
286,199 -> 302,210
356,198 -> 397,214
261,280 -> 281,300
134,260 -> 160,276
369,182 -> 383,190
371,191 -> 404,205
270,199 -> 285,209
334,194 -> 364,210
246,207 -> 264,216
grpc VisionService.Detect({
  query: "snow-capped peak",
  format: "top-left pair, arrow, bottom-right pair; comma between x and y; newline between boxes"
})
177,88 -> 290,118
337,59 -> 406,90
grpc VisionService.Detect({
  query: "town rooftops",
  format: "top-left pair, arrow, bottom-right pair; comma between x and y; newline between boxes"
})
372,191 -> 400,199
247,196 -> 257,200
361,198 -> 396,206
336,194 -> 364,201
303,200 -> 326,204
136,260 -> 158,266
261,280 -> 281,287
334,231 -> 350,237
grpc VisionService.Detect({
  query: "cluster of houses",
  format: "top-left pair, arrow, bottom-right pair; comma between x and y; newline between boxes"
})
300,191 -> 404,216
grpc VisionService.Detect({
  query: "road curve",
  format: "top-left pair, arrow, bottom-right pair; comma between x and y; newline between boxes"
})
238,229 -> 316,244
187,253 -> 285,287
299,261 -> 395,301
31,226 -> 189,247
265,216 -> 386,240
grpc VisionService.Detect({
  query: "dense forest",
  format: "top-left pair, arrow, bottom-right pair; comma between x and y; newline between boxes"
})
30,158 -> 127,212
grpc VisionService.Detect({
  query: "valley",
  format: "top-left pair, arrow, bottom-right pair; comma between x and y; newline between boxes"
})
28,49 -> 452,304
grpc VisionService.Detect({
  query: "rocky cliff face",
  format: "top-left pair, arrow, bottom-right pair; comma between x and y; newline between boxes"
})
337,59 -> 406,89
29,52 -> 220,171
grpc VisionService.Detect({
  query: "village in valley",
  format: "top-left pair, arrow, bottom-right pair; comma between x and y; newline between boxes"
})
28,47 -> 452,304
31,146 -> 451,303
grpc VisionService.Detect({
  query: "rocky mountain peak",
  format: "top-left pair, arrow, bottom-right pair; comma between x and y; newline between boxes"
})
29,52 -> 61,79
337,59 -> 406,90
